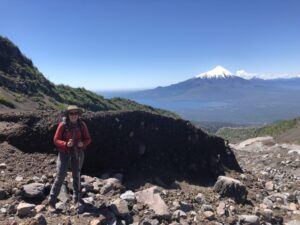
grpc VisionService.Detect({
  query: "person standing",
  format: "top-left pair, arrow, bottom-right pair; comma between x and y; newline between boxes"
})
48,105 -> 91,212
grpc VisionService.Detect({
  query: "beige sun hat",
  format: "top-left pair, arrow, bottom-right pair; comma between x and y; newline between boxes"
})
66,105 -> 83,115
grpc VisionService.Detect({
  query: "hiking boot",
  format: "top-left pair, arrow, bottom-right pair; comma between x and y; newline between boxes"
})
48,198 -> 56,213
77,202 -> 85,214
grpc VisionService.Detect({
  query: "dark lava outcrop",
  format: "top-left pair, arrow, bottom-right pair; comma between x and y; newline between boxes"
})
0,110 -> 241,183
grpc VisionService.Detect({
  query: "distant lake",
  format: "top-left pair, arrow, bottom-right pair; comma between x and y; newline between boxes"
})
133,98 -> 230,110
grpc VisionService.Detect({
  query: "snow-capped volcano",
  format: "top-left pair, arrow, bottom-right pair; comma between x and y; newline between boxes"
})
195,66 -> 234,79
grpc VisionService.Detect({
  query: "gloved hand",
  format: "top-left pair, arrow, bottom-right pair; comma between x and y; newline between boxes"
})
77,141 -> 84,148
67,139 -> 74,148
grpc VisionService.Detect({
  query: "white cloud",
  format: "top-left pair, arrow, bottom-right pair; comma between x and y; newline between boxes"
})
235,70 -> 300,80
236,70 -> 257,79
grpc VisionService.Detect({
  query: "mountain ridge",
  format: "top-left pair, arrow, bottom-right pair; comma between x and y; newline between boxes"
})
0,36 -> 179,119
116,66 -> 300,124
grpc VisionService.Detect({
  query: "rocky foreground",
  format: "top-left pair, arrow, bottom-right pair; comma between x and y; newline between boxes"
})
0,112 -> 300,224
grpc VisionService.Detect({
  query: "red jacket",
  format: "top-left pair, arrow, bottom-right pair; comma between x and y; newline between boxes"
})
54,120 -> 92,152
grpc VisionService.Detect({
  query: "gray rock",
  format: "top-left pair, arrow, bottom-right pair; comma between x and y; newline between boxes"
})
238,215 -> 259,225
82,182 -> 94,192
195,193 -> 206,204
0,163 -> 6,169
179,201 -> 193,212
216,201 -> 226,216
34,213 -> 47,225
140,218 -> 160,225
0,207 -> 7,214
203,211 -> 215,220
135,186 -> 171,219
120,190 -> 136,203
15,176 -> 23,182
0,188 -> 7,200
170,201 -> 180,211
109,199 -> 130,218
57,183 -> 69,203
265,181 -> 274,191
81,175 -> 95,184
82,196 -> 94,204
23,183 -> 45,198
100,178 -> 122,194
56,202 -> 67,211
201,204 -> 214,212
16,202 -> 36,217
172,210 -> 187,220
262,209 -> 273,222
263,197 -> 274,208
294,191 -> 300,205
213,176 -> 247,203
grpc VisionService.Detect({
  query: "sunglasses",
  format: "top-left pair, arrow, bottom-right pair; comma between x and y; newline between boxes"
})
69,112 -> 79,116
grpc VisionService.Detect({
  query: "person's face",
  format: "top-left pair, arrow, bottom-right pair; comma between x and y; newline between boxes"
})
68,110 -> 79,123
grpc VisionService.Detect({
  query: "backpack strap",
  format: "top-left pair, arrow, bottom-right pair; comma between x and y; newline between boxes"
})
60,122 -> 67,140
77,119 -> 85,140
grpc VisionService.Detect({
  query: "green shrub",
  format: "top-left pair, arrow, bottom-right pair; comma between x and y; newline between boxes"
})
0,95 -> 15,108
256,118 -> 298,137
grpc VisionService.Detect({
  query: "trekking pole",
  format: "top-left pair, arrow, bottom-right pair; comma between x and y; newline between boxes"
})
71,129 -> 81,213
77,147 -> 81,210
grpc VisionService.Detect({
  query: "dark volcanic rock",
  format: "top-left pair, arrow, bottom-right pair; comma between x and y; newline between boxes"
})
0,110 -> 241,183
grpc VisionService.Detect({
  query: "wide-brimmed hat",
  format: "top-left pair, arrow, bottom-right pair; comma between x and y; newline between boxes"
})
65,105 -> 83,115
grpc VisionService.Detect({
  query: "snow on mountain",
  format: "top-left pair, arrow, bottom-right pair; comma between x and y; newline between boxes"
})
195,66 -> 234,79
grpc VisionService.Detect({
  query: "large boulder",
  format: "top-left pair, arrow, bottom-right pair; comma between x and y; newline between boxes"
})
135,186 -> 171,219
0,111 -> 242,183
22,183 -> 45,199
213,176 -> 248,203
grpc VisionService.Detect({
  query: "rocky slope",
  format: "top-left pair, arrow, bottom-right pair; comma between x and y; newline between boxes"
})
0,111 -> 300,224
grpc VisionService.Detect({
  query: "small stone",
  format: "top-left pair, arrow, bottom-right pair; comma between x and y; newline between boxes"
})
263,197 -> 273,208
290,203 -> 298,211
201,204 -> 213,212
140,218 -> 160,225
172,210 -> 187,220
229,205 -> 237,215
15,176 -> 23,182
0,188 -> 7,200
120,190 -> 136,203
109,199 -> 129,218
203,211 -> 215,220
35,205 -> 46,213
262,209 -> 273,222
195,193 -> 206,204
17,202 -> 36,217
55,202 -> 66,211
238,215 -> 259,225
0,163 -> 6,169
34,213 -> 47,225
82,196 -> 94,204
265,181 -> 274,191
179,201 -> 193,212
170,201 -> 180,211
90,219 -> 101,225
41,175 -> 48,183
216,201 -> 226,216
0,207 -> 7,214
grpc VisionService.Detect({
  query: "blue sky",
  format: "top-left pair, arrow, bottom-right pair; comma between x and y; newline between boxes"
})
1,0 -> 299,90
